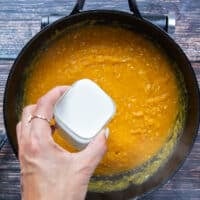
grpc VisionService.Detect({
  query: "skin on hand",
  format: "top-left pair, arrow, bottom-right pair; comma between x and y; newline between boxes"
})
16,86 -> 107,200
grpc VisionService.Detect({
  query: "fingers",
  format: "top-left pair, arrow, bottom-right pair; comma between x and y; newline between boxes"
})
16,122 -> 22,145
18,105 -> 36,144
30,86 -> 69,139
79,129 -> 107,169
34,86 -> 69,119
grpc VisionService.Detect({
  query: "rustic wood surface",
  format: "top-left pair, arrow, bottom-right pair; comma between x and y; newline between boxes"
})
0,0 -> 199,199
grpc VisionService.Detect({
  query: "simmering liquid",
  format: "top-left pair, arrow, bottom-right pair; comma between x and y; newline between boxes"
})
24,25 -> 180,176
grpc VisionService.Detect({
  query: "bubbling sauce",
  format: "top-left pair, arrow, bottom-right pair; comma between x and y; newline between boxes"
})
24,25 -> 180,176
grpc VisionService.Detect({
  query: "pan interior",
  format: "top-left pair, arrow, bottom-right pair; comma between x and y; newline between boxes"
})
20,22 -> 187,192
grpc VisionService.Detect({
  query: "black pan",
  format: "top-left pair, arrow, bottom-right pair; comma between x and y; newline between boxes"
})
3,0 -> 200,199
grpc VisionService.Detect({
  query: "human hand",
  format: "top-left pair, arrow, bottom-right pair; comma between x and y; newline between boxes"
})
16,86 -> 107,200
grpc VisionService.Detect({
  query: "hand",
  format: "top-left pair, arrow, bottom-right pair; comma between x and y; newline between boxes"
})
16,86 -> 107,200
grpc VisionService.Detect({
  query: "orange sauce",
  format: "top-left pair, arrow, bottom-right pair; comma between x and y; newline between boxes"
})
24,25 -> 179,176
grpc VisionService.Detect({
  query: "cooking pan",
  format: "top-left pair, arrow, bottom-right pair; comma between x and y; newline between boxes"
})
3,0 -> 200,199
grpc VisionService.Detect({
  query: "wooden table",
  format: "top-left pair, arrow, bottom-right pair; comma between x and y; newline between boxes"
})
0,0 -> 199,199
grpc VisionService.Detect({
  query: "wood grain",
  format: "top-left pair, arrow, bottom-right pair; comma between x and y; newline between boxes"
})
0,0 -> 199,61
0,0 -> 199,199
0,61 -> 11,150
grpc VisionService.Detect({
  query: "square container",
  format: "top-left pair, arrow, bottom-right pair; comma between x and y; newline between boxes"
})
54,79 -> 116,149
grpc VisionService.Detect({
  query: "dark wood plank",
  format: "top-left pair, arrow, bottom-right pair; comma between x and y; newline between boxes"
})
0,60 -> 20,200
0,0 -> 199,61
0,60 -> 12,128
0,142 -> 20,200
0,61 -> 12,150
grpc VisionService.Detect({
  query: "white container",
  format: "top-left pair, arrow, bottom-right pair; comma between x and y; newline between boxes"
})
53,79 -> 116,149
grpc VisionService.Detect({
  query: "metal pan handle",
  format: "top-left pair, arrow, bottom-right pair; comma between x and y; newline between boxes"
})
70,0 -> 142,18
41,1 -> 175,33
69,0 -> 173,32
70,0 -> 85,15
128,0 -> 142,18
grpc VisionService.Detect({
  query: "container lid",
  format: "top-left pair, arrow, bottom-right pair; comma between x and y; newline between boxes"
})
54,79 -> 116,141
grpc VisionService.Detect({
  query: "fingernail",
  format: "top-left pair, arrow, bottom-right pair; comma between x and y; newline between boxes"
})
101,127 -> 109,139
91,128 -> 109,142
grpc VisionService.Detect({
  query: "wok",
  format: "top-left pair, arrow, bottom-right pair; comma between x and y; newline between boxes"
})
3,0 -> 200,199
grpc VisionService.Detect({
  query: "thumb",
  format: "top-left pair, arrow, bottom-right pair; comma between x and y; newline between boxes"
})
79,128 -> 108,169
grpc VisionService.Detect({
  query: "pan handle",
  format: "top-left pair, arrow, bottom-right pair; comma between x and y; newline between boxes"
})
70,0 -> 85,15
128,0 -> 142,18
41,1 -> 174,33
70,0 -> 143,18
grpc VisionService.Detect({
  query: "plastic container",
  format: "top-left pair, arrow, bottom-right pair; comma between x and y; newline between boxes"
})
53,79 -> 116,149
